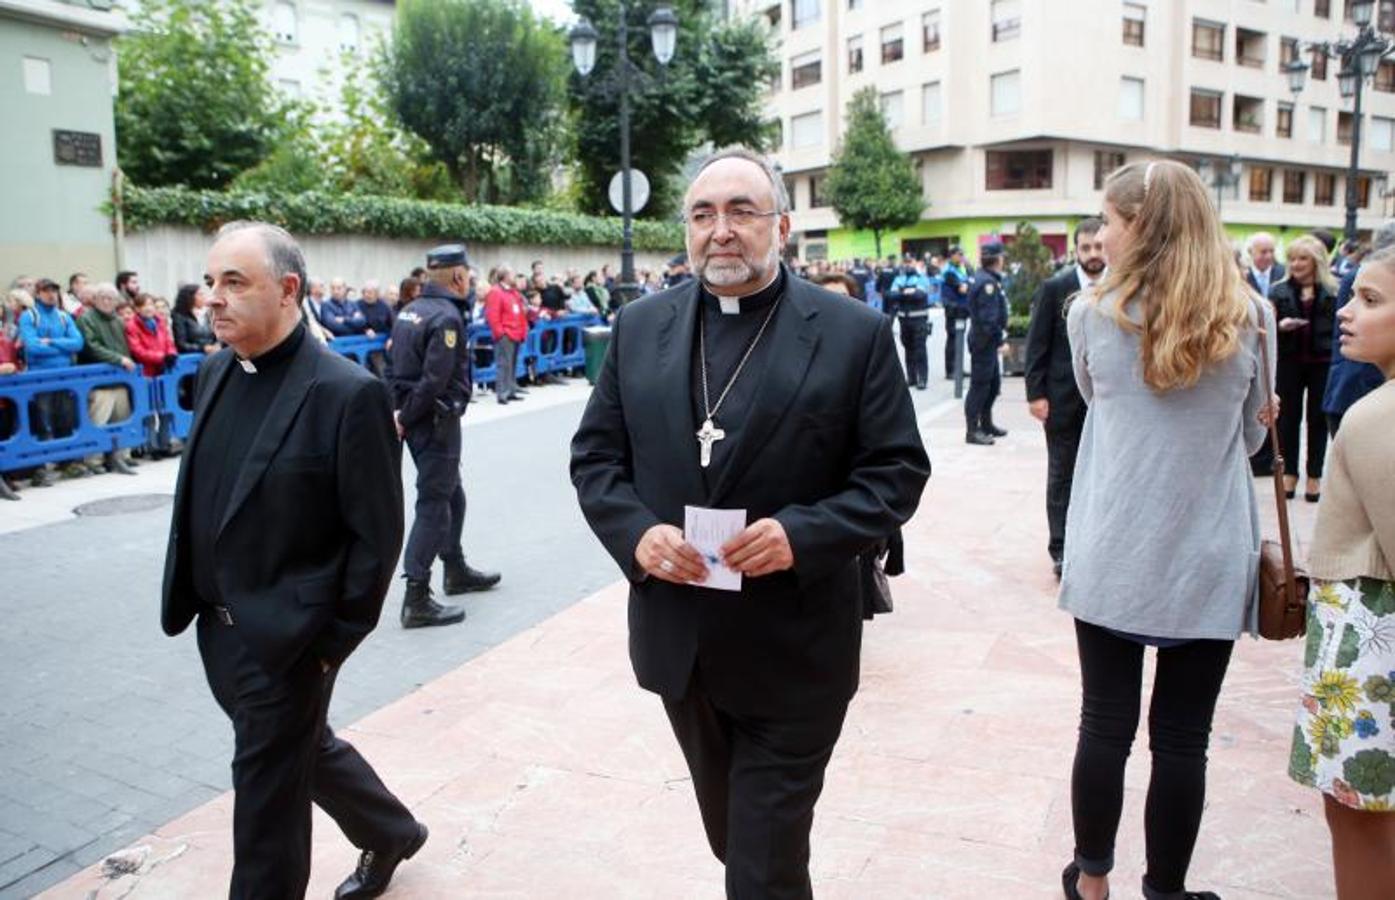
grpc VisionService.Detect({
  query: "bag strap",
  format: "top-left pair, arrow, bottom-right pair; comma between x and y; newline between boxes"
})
1253,298 -> 1299,600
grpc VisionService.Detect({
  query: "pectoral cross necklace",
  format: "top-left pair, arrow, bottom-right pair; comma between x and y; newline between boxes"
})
696,296 -> 782,468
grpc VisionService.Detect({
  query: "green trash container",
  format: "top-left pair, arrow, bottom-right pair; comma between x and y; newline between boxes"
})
583,325 -> 612,385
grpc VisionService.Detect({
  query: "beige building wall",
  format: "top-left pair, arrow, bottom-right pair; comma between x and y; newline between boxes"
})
736,0 -> 1395,249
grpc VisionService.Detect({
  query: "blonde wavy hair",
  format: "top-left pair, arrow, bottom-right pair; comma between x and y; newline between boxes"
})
1280,234 -> 1339,296
1095,160 -> 1252,392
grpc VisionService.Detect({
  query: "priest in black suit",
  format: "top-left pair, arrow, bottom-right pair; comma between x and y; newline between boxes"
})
162,221 -> 426,900
1024,218 -> 1105,579
570,148 -> 930,898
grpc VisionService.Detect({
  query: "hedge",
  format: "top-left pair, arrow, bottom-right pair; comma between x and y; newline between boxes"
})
117,185 -> 685,251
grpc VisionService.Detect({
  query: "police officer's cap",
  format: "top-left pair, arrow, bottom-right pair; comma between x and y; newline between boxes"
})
980,242 -> 1006,260
426,243 -> 470,269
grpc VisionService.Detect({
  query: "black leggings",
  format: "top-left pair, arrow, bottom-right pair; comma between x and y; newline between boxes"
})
1276,358 -> 1329,479
1070,619 -> 1234,898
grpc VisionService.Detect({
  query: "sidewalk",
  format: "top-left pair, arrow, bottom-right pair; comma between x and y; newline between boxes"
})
41,379 -> 1333,899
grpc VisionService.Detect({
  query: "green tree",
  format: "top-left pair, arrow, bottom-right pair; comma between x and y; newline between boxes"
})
567,0 -> 779,218
115,0 -> 291,189
1004,222 -> 1055,334
824,88 -> 923,259
381,0 -> 570,204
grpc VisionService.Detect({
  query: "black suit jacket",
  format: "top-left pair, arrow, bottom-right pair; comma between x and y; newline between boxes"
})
1023,267 -> 1086,431
162,335 -> 404,676
570,276 -> 930,718
1245,262 -> 1285,298
1269,277 -> 1337,362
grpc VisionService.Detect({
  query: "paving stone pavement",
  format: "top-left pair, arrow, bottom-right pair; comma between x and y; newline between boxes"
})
34,365 -> 1336,900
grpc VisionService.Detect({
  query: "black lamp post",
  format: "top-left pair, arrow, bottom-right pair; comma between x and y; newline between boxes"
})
1285,0 -> 1393,241
1199,154 -> 1242,218
570,4 -> 678,304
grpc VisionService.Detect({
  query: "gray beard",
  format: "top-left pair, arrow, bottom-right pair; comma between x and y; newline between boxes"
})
698,244 -> 780,289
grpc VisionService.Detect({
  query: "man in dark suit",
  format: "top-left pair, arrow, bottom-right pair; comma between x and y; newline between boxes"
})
163,221 -> 426,900
1244,232 -> 1285,475
1025,218 -> 1105,579
570,148 -> 930,898
1244,232 -> 1285,298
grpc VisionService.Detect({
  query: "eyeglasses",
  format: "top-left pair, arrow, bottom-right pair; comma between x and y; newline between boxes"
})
684,209 -> 781,230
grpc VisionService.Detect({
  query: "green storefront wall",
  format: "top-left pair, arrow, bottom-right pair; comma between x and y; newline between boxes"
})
826,216 -> 1353,265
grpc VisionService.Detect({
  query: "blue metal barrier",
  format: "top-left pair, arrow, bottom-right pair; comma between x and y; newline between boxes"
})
0,365 -> 153,471
1,317 -> 603,471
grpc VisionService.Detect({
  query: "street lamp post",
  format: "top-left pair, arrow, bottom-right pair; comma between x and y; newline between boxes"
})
1285,0 -> 1393,242
570,4 -> 678,305
1199,154 -> 1242,219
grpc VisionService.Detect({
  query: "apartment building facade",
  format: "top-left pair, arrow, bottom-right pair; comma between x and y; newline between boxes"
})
260,0 -> 394,115
735,0 -> 1395,262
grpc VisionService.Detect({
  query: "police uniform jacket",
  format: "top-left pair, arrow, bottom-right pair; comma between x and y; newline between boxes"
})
941,264 -> 971,311
386,283 -> 471,429
890,271 -> 932,310
967,269 -> 1007,350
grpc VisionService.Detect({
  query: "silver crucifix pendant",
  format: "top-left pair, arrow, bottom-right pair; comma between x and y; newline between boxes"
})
696,417 -> 726,468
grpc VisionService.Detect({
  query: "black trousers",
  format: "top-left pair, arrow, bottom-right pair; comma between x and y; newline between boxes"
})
1070,620 -> 1234,898
197,614 -> 417,900
1276,358 -> 1330,479
1045,419 -> 1084,563
403,417 -> 465,582
662,683 -> 848,899
963,341 -> 1001,432
897,314 -> 930,388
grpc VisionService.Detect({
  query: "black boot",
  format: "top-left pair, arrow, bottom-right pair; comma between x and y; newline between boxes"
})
334,823 -> 428,899
982,419 -> 1008,438
400,580 -> 465,629
443,557 -> 501,595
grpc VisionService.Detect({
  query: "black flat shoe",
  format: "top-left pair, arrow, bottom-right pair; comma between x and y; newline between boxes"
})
1305,492 -> 1320,503
1284,489 -> 1295,500
1061,863 -> 1109,900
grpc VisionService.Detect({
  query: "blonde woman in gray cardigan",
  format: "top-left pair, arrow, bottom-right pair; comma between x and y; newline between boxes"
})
1058,160 -> 1277,900
1289,246 -> 1395,900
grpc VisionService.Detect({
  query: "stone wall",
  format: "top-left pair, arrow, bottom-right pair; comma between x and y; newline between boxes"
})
123,226 -> 676,298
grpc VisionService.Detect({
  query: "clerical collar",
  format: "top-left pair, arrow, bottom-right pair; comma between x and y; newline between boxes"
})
700,266 -> 785,316
237,322 -> 304,375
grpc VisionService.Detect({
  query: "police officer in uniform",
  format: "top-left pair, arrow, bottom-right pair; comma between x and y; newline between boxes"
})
890,258 -> 933,389
964,243 -> 1009,446
940,246 -> 972,380
387,244 -> 500,628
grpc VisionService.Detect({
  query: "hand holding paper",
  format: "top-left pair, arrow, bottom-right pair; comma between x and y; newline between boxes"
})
721,517 -> 795,578
684,506 -> 746,592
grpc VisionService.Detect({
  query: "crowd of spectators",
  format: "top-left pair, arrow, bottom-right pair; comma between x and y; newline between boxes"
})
2,253 -> 684,501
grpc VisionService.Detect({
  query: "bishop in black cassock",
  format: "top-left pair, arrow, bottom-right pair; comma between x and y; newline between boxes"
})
571,149 -> 930,898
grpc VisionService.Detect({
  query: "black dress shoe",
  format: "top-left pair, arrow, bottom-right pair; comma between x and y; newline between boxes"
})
443,559 -> 501,595
497,396 -> 510,405
1053,560 -> 1063,580
335,823 -> 429,899
400,582 -> 465,628
983,423 -> 1008,437
0,479 -> 19,501
965,431 -> 996,446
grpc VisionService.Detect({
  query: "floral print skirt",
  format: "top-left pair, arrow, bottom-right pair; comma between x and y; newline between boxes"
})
1289,577 -> 1395,810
